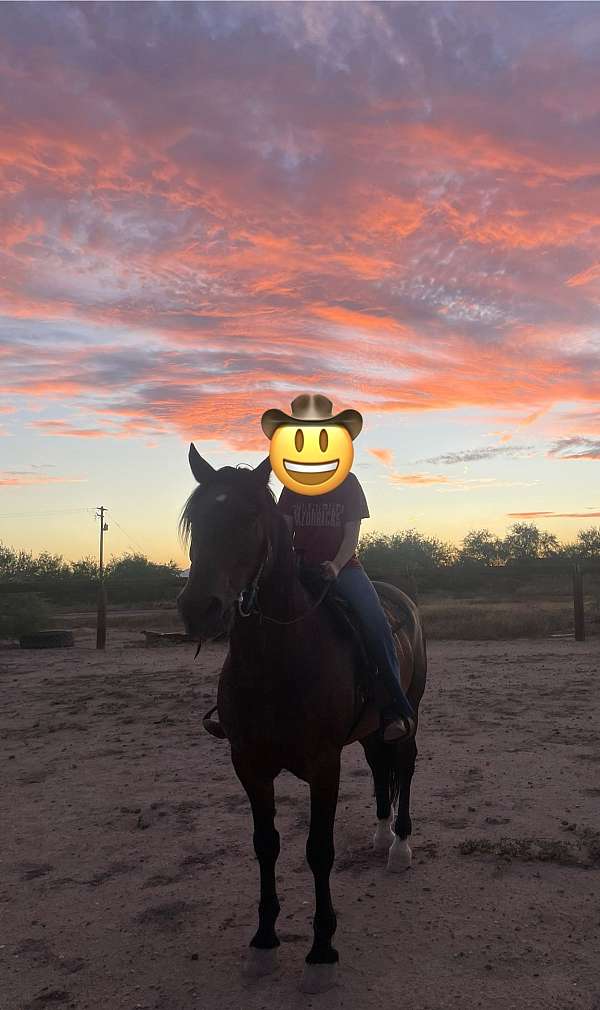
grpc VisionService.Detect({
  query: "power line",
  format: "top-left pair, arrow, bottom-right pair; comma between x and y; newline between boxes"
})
0,507 -> 96,519
109,515 -> 147,556
1,503 -> 150,558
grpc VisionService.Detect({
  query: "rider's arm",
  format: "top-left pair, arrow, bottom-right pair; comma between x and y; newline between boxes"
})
331,520 -> 361,573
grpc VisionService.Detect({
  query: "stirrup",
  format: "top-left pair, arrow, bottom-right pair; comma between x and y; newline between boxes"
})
202,704 -> 227,739
381,712 -> 415,743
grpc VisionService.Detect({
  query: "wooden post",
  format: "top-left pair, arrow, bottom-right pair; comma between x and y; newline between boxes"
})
96,505 -> 108,650
573,563 -> 585,642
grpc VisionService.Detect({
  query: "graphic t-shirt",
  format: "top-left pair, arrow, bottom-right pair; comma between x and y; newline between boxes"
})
277,472 -> 370,570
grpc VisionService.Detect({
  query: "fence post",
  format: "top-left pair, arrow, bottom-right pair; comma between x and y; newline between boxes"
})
573,563 -> 585,642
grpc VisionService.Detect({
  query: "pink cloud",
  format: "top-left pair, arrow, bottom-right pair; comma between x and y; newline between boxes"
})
1,4 -> 599,455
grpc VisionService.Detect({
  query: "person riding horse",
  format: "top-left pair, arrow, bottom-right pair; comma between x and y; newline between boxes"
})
265,394 -> 416,742
178,433 -> 426,989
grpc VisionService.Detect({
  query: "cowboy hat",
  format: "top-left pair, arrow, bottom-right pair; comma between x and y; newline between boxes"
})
261,393 -> 363,441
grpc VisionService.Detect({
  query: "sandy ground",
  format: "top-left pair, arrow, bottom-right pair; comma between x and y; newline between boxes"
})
2,628 -> 600,1010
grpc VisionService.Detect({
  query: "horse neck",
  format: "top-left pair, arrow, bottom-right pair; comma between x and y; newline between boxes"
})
256,508 -> 306,621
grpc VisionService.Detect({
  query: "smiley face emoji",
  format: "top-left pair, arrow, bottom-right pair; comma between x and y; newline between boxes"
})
269,424 -> 354,496
261,393 -> 363,496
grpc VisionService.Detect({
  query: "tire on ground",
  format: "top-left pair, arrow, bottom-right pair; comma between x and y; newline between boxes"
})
19,630 -> 75,649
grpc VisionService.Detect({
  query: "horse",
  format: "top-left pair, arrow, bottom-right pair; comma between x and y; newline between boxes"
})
176,445 -> 427,993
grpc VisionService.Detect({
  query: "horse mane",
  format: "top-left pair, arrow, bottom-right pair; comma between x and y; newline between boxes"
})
178,464 -> 280,552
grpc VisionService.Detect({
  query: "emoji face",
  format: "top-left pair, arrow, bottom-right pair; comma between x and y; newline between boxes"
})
269,424 -> 354,495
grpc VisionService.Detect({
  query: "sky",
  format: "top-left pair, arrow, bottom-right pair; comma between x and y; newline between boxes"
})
0,1 -> 599,568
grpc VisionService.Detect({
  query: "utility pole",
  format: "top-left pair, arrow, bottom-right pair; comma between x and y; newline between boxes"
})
96,506 -> 109,649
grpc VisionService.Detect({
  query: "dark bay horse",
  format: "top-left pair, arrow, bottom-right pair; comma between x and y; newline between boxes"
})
177,445 -> 427,993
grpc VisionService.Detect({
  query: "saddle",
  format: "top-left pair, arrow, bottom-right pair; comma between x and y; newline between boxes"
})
202,562 -> 417,743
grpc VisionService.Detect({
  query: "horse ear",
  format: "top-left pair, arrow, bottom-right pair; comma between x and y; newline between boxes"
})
254,455 -> 272,485
189,443 -> 216,484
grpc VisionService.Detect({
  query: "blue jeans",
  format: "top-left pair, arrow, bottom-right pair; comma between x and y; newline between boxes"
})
334,563 -> 415,719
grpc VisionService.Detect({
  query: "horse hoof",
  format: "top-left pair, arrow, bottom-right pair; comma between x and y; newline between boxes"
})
244,946 -> 279,977
373,818 -> 395,852
386,836 -> 412,872
300,962 -> 338,993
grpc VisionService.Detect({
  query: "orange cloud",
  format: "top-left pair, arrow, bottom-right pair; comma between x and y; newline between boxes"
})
369,448 -> 393,465
0,471 -> 85,487
390,473 -> 539,491
390,472 -> 451,485
508,510 -> 600,518
565,263 -> 600,287
30,420 -> 113,438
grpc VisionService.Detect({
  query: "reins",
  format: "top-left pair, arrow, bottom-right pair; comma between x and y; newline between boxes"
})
237,532 -> 332,624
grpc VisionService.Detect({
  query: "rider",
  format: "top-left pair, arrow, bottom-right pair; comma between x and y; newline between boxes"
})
264,393 -> 414,743
277,467 -> 416,742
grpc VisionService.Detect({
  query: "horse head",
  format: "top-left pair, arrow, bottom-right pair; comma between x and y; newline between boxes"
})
176,444 -> 274,640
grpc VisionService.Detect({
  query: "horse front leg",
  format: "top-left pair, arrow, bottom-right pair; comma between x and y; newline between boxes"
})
301,752 -> 341,994
232,755 -> 281,977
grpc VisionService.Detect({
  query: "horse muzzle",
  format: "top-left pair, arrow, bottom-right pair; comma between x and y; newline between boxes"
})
177,591 -> 230,641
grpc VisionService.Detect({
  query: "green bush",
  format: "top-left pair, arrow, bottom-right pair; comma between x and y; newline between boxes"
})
0,593 -> 54,640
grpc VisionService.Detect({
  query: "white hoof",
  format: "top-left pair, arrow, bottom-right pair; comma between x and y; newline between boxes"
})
386,836 -> 412,873
244,946 -> 279,978
300,962 -> 338,994
373,817 -> 395,852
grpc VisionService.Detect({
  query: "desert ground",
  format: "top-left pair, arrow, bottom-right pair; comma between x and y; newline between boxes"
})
2,621 -> 600,1010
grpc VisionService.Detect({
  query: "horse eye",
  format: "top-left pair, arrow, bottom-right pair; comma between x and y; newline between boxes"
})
295,429 -> 304,452
319,429 -> 328,452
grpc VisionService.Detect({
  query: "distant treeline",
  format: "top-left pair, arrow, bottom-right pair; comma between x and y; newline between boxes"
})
1,522 -> 599,605
0,549 -> 182,605
357,523 -> 600,595
0,547 -> 181,582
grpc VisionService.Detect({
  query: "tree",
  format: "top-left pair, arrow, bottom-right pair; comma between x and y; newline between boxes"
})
501,522 -> 560,562
358,528 -> 456,575
0,543 -> 18,579
33,551 -> 71,579
70,557 -> 100,579
573,526 -> 600,558
105,552 -> 181,581
458,529 -> 504,567
0,544 -> 69,579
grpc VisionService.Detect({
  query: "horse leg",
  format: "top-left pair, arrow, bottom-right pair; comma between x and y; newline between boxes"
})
362,734 -> 395,852
388,737 -> 417,873
232,758 -> 281,977
300,754 -> 341,994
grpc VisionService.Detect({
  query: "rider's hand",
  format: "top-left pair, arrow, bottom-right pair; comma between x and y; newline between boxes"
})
320,560 -> 339,581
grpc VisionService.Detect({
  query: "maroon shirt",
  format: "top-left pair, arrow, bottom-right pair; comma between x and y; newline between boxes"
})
277,472 -> 370,570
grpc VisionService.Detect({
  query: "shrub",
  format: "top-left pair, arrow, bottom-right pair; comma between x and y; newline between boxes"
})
0,593 -> 54,640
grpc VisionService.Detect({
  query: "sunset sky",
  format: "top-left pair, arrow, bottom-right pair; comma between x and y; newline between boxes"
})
1,1 -> 599,568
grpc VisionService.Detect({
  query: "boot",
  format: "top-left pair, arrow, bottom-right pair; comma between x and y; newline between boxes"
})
376,667 -> 415,742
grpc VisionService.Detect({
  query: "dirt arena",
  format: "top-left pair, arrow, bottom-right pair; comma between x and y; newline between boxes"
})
2,629 -> 600,1010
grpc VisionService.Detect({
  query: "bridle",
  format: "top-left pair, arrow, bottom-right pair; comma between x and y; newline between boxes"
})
237,530 -> 332,625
